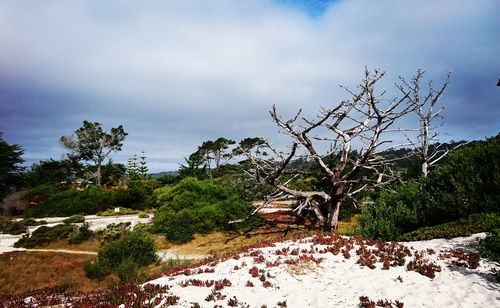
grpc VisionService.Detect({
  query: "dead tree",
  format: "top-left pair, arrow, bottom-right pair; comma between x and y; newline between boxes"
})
238,68 -> 417,230
397,70 -> 464,177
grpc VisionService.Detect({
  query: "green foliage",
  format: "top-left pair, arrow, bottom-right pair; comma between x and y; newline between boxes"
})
24,186 -> 118,217
96,207 -> 139,216
68,223 -> 94,244
14,224 -> 74,248
60,121 -> 128,186
478,229 -> 500,263
114,179 -> 159,210
83,261 -> 109,280
24,159 -> 80,187
85,231 -> 157,282
399,213 -> 500,241
357,134 -> 500,240
214,173 -> 274,202
357,181 -> 424,241
0,217 -> 44,235
97,231 -> 157,269
63,215 -> 85,224
24,183 -> 66,203
96,222 -> 131,242
152,177 -> 256,243
116,258 -> 140,283
0,133 -> 24,200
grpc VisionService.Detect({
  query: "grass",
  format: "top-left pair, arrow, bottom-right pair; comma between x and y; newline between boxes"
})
37,238 -> 101,252
0,251 -> 116,295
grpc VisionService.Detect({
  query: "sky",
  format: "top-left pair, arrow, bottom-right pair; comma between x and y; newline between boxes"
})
0,0 -> 499,172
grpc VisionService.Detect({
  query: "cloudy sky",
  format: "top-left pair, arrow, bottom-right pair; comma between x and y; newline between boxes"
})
0,0 -> 499,172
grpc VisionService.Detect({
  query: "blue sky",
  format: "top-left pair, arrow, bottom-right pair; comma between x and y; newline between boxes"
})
0,0 -> 499,172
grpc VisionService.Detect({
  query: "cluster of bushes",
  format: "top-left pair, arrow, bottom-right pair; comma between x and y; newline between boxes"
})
358,134 -> 500,241
23,180 -> 159,217
84,231 -> 157,283
151,177 -> 260,243
0,217 -> 45,235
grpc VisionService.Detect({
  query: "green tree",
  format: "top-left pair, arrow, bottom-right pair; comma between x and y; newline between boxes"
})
60,121 -> 127,186
25,159 -> 81,186
0,133 -> 24,200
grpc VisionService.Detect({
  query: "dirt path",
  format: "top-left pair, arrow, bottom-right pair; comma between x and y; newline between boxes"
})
26,248 -> 98,255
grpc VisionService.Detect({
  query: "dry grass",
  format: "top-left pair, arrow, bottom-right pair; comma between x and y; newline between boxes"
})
36,238 -> 101,252
0,251 -> 116,295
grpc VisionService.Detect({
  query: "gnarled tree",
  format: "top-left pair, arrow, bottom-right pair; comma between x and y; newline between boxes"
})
238,68 -> 418,230
61,121 -> 127,186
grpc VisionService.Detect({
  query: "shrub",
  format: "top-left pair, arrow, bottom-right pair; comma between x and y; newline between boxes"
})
96,231 -> 157,269
96,222 -> 131,242
400,213 -> 500,241
14,224 -> 74,248
478,229 -> 500,263
63,215 -> 85,224
96,207 -> 139,216
152,178 -> 257,243
114,180 -> 159,210
116,258 -> 140,283
83,261 -> 109,280
357,181 -> 424,241
84,231 -> 157,282
0,217 -> 46,235
68,223 -> 94,244
357,134 -> 500,240
24,186 -> 120,217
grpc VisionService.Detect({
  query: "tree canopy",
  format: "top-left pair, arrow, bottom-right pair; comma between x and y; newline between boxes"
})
0,133 -> 24,200
60,121 -> 127,186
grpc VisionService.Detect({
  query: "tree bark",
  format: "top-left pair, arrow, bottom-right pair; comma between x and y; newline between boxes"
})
325,184 -> 344,231
96,163 -> 102,186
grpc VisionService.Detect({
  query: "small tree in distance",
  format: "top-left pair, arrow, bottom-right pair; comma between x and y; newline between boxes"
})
61,121 -> 127,186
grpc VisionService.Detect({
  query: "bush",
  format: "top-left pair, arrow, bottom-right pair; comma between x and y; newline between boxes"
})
357,181 -> 424,241
96,207 -> 139,216
83,261 -> 109,280
63,215 -> 85,224
0,217 -> 46,235
97,231 -> 157,269
357,134 -> 500,240
24,186 -> 120,217
152,178 -> 257,243
14,224 -> 74,248
116,258 -> 140,283
114,180 -> 159,210
68,223 -> 94,244
84,231 -> 157,282
478,229 -> 500,263
399,213 -> 500,241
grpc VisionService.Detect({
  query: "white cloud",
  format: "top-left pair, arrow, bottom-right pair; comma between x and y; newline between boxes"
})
0,0 -> 498,171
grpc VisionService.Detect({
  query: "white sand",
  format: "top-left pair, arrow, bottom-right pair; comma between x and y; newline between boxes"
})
146,233 -> 500,308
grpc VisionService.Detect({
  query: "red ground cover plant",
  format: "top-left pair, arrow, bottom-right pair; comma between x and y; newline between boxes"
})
0,284 -> 176,307
359,295 -> 404,308
439,249 -> 480,269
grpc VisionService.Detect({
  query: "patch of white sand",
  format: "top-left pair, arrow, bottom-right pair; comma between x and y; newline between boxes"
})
146,233 -> 499,308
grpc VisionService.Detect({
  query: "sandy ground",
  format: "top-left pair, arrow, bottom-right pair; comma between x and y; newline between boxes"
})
146,233 -> 500,308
